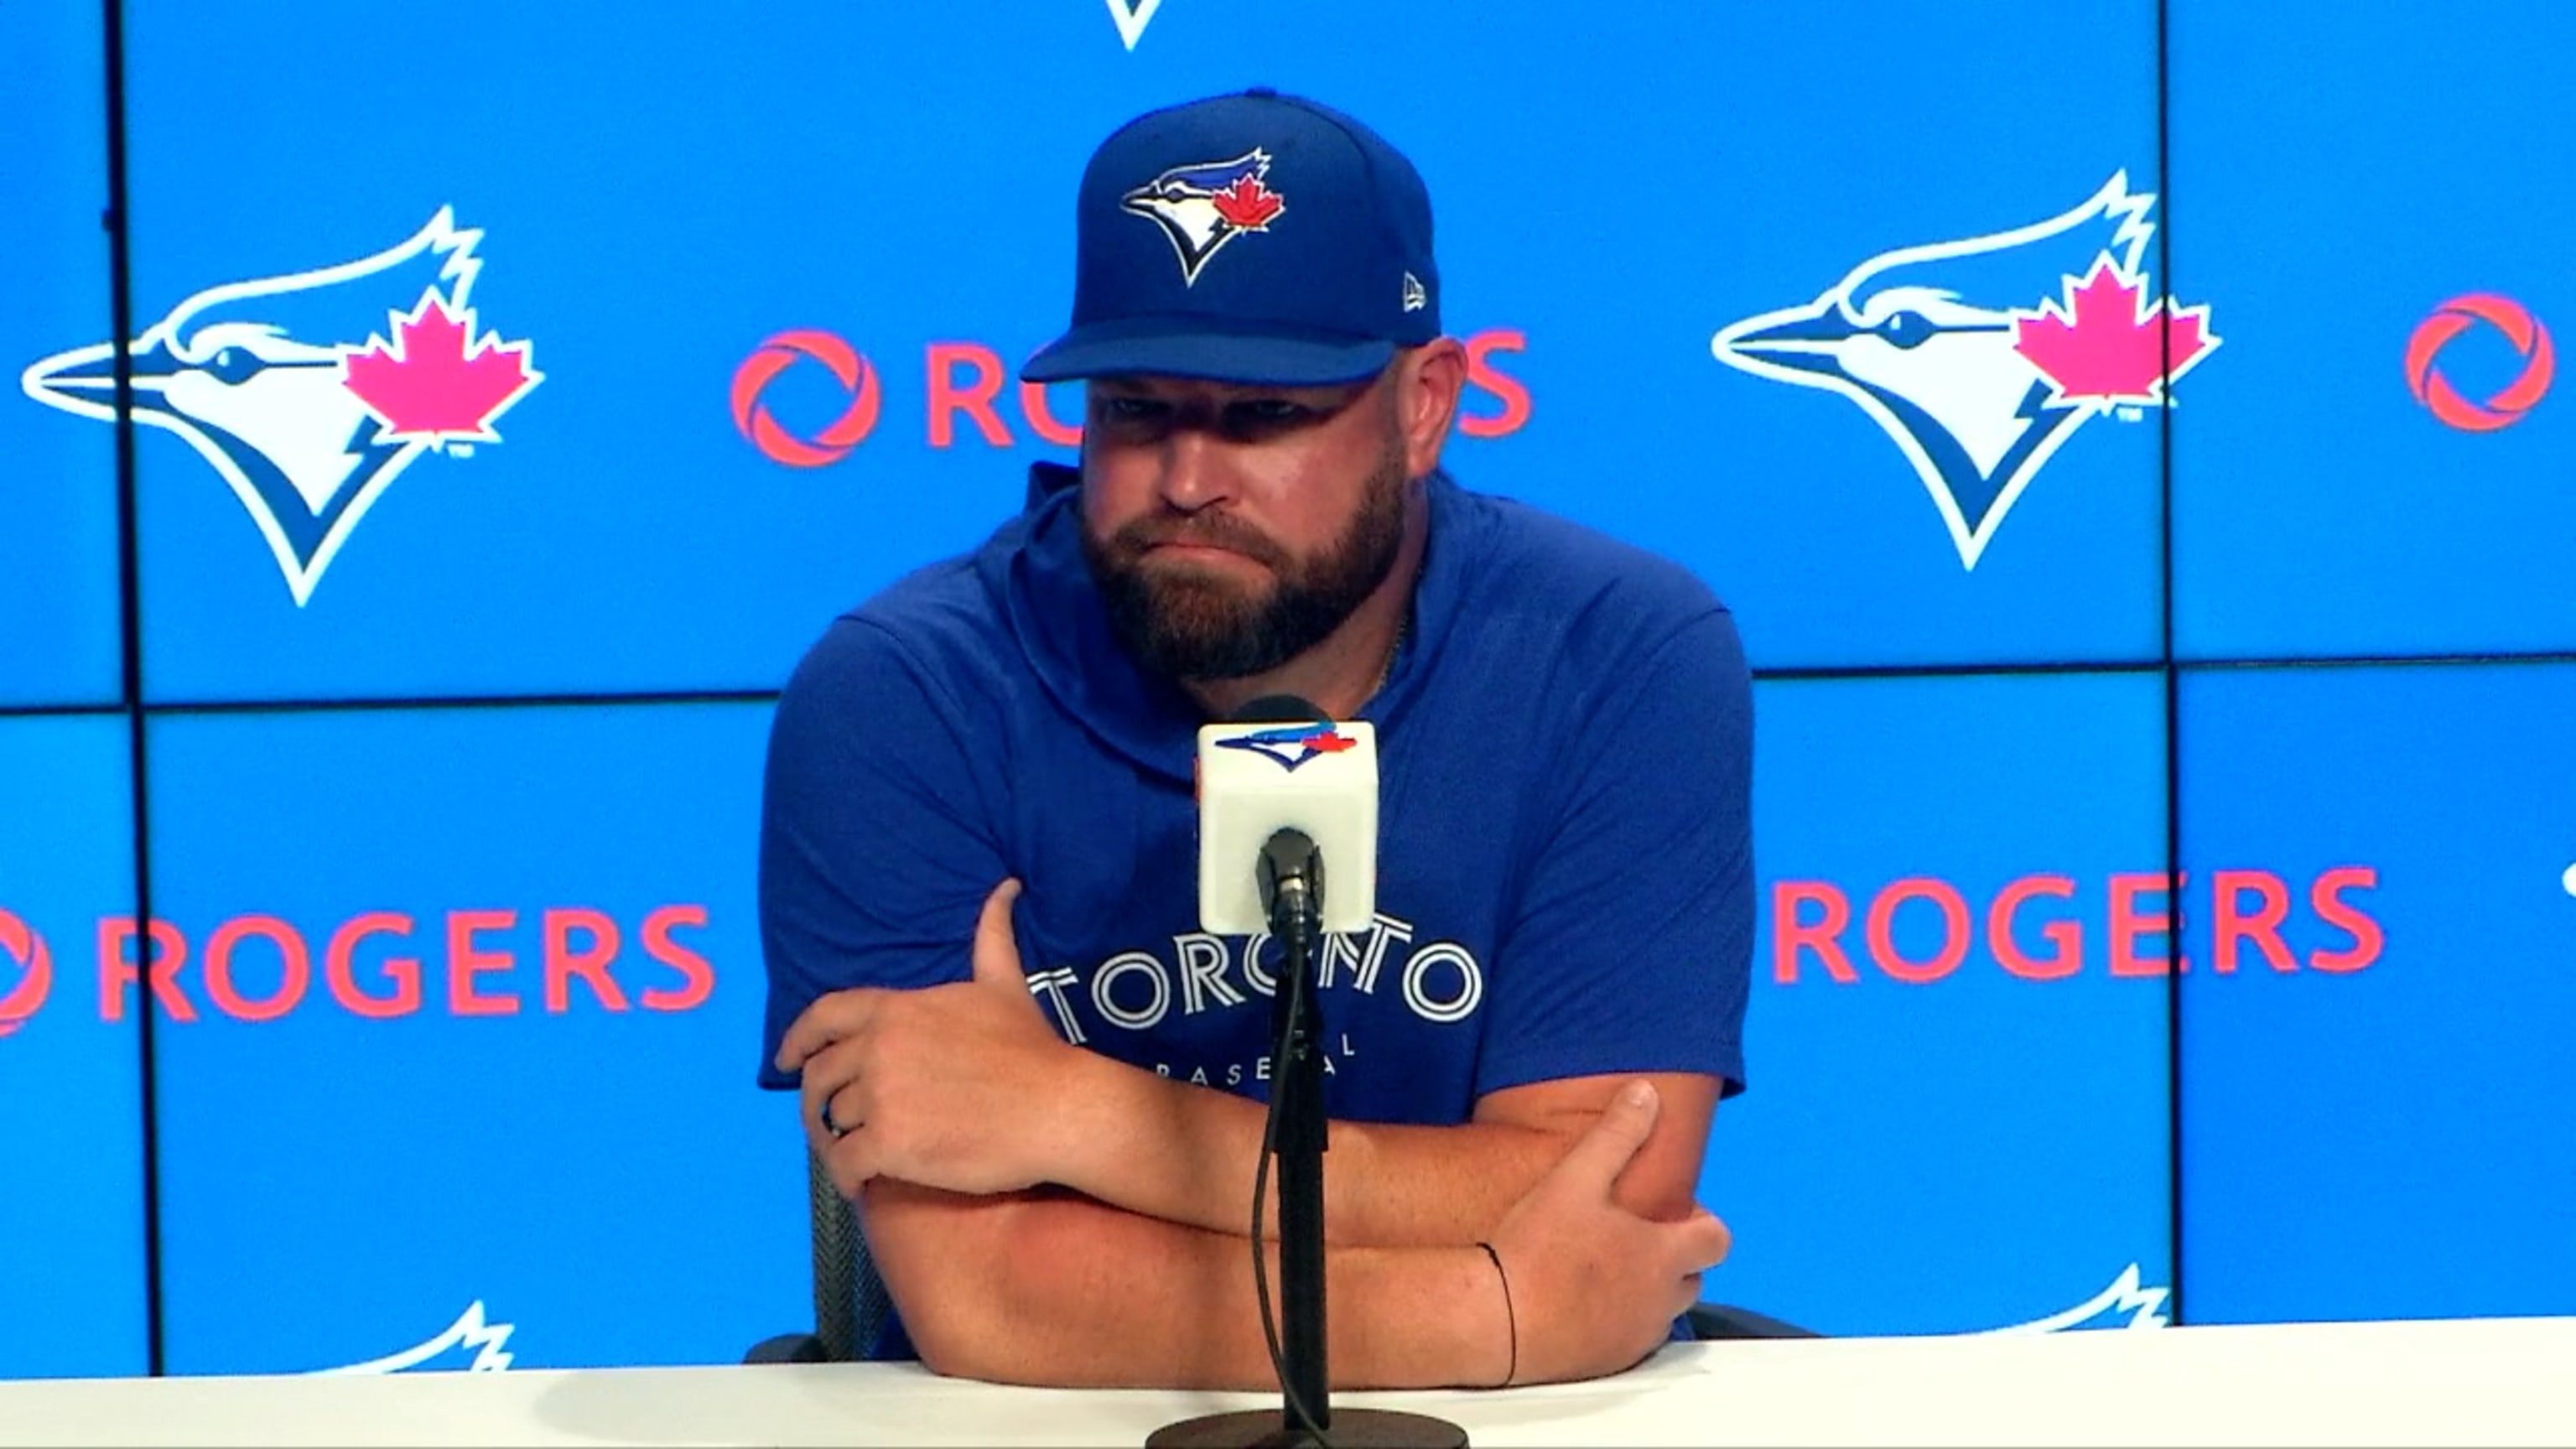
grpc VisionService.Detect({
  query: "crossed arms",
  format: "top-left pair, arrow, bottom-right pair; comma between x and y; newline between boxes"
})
773,879 -> 1732,1390
759,608 -> 1753,1389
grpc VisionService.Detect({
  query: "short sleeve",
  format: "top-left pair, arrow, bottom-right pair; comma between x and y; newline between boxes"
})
1473,606 -> 1755,1099
756,616 -> 1009,1090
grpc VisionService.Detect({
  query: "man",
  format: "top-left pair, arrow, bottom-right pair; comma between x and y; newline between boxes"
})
759,88 -> 1752,1390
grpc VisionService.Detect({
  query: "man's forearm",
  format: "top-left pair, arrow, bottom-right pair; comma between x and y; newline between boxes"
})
865,1178 -> 1510,1390
1043,1054 -> 1711,1246
1043,1052 -> 1565,1245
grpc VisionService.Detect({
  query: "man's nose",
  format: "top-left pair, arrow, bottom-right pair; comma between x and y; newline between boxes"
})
1156,428 -> 1233,512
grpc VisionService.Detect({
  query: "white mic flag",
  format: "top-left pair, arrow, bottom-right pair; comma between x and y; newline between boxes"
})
1196,715 -> 1379,936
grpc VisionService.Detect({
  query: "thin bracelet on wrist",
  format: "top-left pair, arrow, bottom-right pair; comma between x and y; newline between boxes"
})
1474,1240 -> 1516,1388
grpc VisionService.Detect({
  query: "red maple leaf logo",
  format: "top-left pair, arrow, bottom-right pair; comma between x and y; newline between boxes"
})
1210,174 -> 1284,231
1299,730 -> 1356,754
2012,256 -> 2217,407
340,289 -> 543,444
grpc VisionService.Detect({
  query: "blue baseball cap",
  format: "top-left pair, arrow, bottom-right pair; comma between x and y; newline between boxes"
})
1021,88 -> 1441,387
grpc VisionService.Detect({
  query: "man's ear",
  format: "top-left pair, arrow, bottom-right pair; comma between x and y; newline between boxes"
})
1396,338 -> 1468,480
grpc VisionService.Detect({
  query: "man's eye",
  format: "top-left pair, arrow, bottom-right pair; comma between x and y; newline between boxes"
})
1228,400 -> 1307,427
1103,397 -> 1165,421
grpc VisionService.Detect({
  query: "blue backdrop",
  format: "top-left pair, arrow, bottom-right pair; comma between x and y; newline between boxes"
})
3,0 -> 2570,1377
2178,662 -> 2576,1322
1717,673 -> 2173,1336
0,715 -> 145,1377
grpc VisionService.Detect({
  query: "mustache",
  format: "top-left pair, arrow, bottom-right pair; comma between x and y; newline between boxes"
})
1108,512 -> 1291,570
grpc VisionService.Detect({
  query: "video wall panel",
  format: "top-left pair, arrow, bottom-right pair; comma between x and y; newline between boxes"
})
141,703 -> 802,1373
109,3 -> 948,702
1680,0 -> 2167,671
2168,0 -> 2576,660
2178,662 -> 2576,1322
2,2 -> 123,709
1708,672 -> 2173,1336
0,714 -> 147,1379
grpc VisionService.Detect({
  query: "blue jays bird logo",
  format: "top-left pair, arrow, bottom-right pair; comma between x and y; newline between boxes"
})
1217,723 -> 1356,771
1123,150 -> 1287,285
309,1300 -> 517,1375
19,207 -> 541,605
1711,173 -> 2216,569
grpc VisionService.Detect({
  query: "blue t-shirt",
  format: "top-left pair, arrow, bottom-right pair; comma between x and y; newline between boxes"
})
752,459 -> 1751,1351
757,461 -> 1751,1103
758,460 -> 1753,1118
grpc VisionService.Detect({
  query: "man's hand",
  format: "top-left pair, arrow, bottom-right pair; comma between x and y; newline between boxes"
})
1485,1079 -> 1732,1384
776,879 -> 1074,1199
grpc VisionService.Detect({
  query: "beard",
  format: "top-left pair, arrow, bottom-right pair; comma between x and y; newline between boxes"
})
1083,445 -> 1410,682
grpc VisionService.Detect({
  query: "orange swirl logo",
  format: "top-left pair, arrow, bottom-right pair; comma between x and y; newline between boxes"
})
2406,294 -> 2553,432
0,909 -> 54,1037
730,330 -> 882,466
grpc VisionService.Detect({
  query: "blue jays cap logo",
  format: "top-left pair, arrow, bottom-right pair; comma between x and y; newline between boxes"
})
1216,723 -> 1356,771
19,206 -> 542,605
1711,173 -> 2217,569
1122,149 -> 1287,286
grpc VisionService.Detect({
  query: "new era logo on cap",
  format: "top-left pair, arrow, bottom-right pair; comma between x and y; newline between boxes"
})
1021,88 -> 1442,387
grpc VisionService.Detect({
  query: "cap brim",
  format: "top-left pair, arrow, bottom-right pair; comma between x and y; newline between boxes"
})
1020,320 -> 1397,387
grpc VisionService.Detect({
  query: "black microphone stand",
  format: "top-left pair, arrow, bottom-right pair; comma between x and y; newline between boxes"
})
1270,850 -> 1331,1429
1150,833 -> 1468,1449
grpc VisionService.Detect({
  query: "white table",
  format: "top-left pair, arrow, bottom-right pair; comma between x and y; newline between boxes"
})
4,1316 -> 2571,1446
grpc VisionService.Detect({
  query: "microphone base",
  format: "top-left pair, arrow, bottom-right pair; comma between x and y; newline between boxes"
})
1145,1407 -> 1471,1449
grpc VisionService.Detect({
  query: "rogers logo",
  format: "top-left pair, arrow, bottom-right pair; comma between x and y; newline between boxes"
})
0,909 -> 54,1037
730,327 -> 1536,465
731,330 -> 882,467
0,904 -> 715,1031
2406,294 -> 2553,432
1771,867 -> 2384,984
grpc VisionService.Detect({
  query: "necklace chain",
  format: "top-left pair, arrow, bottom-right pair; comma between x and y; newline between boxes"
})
1365,605 -> 1412,705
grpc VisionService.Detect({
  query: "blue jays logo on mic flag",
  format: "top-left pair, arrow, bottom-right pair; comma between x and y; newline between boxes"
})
19,207 -> 542,605
1122,149 -> 1287,285
1711,173 -> 2217,569
1216,723 -> 1356,771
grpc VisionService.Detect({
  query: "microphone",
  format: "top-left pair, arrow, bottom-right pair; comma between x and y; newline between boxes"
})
1196,696 -> 1379,936
1154,699 -> 1464,1449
